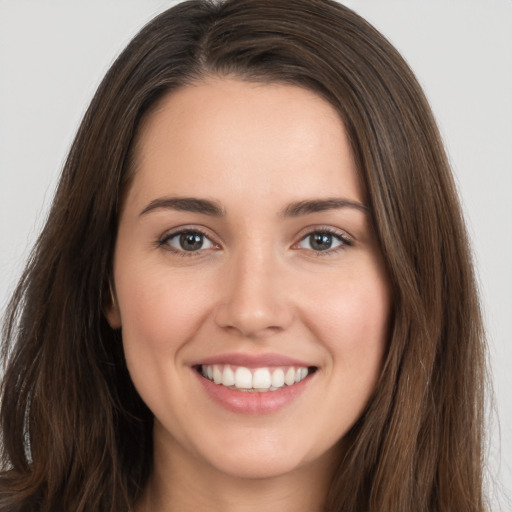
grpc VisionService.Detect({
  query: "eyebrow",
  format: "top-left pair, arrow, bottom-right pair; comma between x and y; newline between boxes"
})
280,198 -> 369,217
140,197 -> 225,217
139,196 -> 369,218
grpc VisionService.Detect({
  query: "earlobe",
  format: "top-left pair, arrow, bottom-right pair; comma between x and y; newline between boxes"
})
105,281 -> 122,328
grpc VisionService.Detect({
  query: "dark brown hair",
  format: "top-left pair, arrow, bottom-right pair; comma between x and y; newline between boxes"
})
0,1 -> 487,510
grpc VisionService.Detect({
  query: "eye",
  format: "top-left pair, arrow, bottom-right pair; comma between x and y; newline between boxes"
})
161,230 -> 217,253
296,230 -> 351,252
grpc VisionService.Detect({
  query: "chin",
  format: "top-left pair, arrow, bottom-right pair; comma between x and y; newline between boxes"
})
209,452 -> 307,481
190,427 -> 325,481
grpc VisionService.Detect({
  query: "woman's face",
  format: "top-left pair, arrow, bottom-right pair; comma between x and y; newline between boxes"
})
108,78 -> 390,480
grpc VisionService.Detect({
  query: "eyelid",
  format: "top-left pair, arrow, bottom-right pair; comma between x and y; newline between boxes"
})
157,225 -> 221,254
292,225 -> 353,252
296,225 -> 354,241
156,224 -> 353,256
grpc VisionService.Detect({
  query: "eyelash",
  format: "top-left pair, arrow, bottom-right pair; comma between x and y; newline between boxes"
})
157,227 -> 217,257
295,227 -> 353,256
157,226 -> 353,257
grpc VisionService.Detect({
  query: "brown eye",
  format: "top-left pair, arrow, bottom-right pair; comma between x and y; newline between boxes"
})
297,231 -> 350,252
179,232 -> 205,251
164,231 -> 215,252
309,233 -> 334,251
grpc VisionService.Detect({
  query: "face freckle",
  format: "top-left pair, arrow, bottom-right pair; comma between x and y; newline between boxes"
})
107,77 -> 391,483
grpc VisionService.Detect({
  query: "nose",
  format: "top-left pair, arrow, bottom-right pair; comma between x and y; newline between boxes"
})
214,248 -> 294,339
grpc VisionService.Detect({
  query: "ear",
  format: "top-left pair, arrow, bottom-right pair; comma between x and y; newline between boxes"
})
105,282 -> 122,329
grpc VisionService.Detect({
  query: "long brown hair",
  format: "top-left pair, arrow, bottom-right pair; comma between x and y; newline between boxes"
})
0,1 -> 487,510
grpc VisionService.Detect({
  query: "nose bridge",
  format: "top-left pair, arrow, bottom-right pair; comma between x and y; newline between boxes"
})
214,239 -> 292,337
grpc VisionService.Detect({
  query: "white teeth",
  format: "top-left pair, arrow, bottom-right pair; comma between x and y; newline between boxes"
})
200,364 -> 312,391
213,365 -> 223,384
234,367 -> 253,389
271,368 -> 285,388
252,368 -> 272,389
222,366 -> 235,386
285,367 -> 296,386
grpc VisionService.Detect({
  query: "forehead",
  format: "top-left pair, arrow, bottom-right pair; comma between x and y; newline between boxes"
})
126,78 -> 363,209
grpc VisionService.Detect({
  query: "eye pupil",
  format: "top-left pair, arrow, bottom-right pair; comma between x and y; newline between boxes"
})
310,233 -> 332,251
180,232 -> 204,251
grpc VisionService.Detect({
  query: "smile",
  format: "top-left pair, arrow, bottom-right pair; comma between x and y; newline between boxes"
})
198,364 -> 314,392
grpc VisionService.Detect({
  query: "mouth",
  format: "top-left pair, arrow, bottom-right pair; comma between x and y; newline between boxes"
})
195,364 -> 317,392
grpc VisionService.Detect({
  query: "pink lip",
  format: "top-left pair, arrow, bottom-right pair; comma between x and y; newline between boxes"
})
195,370 -> 314,415
191,353 -> 317,414
191,352 -> 313,368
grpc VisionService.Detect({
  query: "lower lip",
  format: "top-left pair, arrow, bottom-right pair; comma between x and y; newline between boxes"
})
195,371 -> 313,415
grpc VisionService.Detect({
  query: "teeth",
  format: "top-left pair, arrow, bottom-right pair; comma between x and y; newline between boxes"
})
213,365 -> 223,384
285,367 -> 296,386
222,366 -> 235,386
271,368 -> 285,388
253,368 -> 272,389
234,367 -> 252,389
200,364 -> 312,391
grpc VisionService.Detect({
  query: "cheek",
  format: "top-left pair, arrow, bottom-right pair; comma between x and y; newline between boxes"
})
114,262 -> 213,358
113,264 -> 217,421
310,269 -> 389,336
303,266 -> 390,376
290,266 -> 390,445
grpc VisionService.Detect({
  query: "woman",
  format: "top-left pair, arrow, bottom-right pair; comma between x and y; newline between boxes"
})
0,1 -> 487,511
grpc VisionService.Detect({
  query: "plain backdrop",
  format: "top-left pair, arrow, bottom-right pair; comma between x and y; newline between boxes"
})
0,0 -> 511,507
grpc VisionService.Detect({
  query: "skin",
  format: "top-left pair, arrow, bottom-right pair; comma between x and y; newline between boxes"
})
107,78 -> 391,512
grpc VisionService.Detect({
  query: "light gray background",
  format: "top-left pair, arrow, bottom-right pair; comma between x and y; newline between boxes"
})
0,0 -> 511,508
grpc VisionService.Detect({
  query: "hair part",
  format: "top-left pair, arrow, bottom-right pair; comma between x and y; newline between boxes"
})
1,1 -> 487,511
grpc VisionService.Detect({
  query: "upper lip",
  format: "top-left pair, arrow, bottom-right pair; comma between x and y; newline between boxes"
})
191,352 -> 315,368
